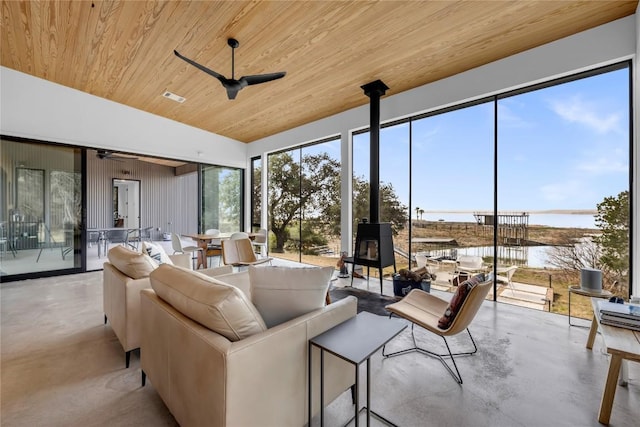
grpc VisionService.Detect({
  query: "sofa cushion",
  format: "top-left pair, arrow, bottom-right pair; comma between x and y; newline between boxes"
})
150,264 -> 267,341
107,245 -> 158,279
248,265 -> 333,328
438,273 -> 486,329
142,241 -> 173,265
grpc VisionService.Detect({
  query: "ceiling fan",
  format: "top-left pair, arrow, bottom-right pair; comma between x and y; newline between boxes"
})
174,38 -> 286,100
96,150 -> 138,161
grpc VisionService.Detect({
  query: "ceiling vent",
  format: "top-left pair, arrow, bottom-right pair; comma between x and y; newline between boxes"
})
162,91 -> 185,103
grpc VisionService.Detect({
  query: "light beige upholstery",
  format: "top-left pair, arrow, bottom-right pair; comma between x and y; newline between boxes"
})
140,265 -> 357,427
248,265 -> 334,328
384,275 -> 493,384
150,264 -> 267,341
107,244 -> 157,279
103,246 -> 233,367
221,238 -> 272,268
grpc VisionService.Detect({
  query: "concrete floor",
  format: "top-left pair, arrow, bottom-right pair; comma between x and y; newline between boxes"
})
1,268 -> 638,426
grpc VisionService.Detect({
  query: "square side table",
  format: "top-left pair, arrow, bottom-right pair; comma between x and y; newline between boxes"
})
309,311 -> 407,427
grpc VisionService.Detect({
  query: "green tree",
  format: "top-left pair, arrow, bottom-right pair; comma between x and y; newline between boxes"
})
268,152 -> 340,252
251,163 -> 262,228
352,175 -> 408,235
219,170 -> 241,230
595,190 -> 629,283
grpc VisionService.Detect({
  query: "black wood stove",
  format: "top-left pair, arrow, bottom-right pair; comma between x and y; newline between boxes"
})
345,80 -> 397,294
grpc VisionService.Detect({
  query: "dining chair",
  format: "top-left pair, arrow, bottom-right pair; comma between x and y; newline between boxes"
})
221,238 -> 272,271
251,228 -> 268,258
171,233 -> 202,269
383,273 -> 493,384
105,229 -> 129,253
230,231 -> 249,240
129,226 -> 154,250
204,229 -> 222,266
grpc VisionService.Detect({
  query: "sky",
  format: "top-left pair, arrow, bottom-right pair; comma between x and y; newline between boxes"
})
351,66 -> 630,227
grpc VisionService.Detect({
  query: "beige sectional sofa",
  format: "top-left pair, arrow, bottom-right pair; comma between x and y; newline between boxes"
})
103,245 -> 232,367
140,263 -> 357,427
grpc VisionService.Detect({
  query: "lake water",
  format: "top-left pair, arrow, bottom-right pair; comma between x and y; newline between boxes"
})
453,245 -> 555,269
422,213 -> 597,229
418,213 -> 597,268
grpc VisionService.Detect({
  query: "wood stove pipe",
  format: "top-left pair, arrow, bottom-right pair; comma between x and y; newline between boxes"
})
361,79 -> 389,224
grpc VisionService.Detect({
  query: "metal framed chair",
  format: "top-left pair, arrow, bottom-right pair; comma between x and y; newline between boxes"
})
1,221 -> 16,258
204,229 -> 222,266
383,273 -> 493,384
251,228 -> 268,258
105,229 -> 129,251
128,226 -> 153,250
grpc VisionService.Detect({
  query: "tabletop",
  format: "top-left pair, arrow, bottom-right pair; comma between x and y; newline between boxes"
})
591,298 -> 640,361
310,311 -> 406,364
183,232 -> 257,241
570,286 -> 613,298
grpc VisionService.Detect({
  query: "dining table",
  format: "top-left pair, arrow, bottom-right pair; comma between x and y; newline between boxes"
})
182,232 -> 257,269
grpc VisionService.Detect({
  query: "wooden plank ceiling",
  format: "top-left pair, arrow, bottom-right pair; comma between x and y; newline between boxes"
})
1,1 -> 637,143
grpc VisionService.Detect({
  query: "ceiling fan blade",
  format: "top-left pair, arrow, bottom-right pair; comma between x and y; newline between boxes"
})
240,72 -> 286,86
174,50 -> 226,82
226,87 -> 241,100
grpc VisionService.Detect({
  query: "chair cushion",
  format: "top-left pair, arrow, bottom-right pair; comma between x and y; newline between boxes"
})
107,245 -> 158,279
150,264 -> 267,341
142,241 -> 173,265
249,265 -> 333,328
438,273 -> 486,329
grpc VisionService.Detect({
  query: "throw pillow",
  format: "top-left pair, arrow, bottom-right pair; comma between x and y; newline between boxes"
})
438,273 -> 486,330
141,241 -> 173,265
249,265 -> 333,328
150,264 -> 267,341
107,245 -> 158,279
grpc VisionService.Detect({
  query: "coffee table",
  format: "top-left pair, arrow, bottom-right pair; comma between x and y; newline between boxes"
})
309,311 -> 406,426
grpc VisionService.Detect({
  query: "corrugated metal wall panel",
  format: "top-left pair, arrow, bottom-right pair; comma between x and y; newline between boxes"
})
1,139 -> 78,222
86,150 -> 198,240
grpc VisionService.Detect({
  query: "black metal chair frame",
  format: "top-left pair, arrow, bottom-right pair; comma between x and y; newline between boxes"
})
382,320 -> 478,385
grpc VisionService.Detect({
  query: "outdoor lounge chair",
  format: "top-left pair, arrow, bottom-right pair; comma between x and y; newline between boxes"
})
383,273 -> 493,384
496,265 -> 518,293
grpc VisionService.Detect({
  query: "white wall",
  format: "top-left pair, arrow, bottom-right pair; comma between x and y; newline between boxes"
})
0,67 -> 248,168
248,15 -> 638,295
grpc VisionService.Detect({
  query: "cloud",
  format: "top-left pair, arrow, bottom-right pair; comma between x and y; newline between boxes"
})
539,179 -> 586,203
550,95 -> 621,134
497,103 -> 531,128
575,147 -> 628,174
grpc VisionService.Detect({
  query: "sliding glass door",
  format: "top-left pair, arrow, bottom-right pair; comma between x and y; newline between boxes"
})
1,138 -> 83,279
201,165 -> 243,233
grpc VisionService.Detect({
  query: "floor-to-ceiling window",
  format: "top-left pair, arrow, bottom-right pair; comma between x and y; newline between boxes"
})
1,138 -> 83,279
411,101 -> 495,290
201,165 -> 243,233
250,156 -> 262,233
497,64 -> 630,318
267,137 -> 341,266
350,62 -> 630,318
353,124 -> 411,277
